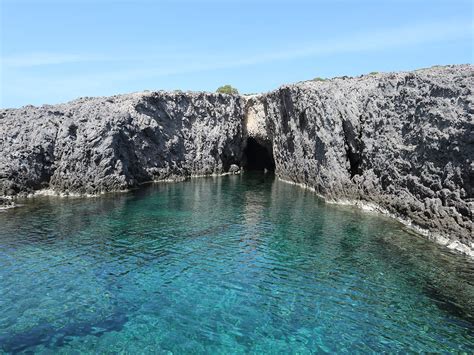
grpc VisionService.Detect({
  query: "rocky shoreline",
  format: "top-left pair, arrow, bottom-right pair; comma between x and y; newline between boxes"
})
278,177 -> 473,258
1,65 -> 472,256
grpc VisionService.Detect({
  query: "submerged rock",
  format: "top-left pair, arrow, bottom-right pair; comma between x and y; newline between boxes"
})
0,197 -> 14,209
0,64 -> 472,255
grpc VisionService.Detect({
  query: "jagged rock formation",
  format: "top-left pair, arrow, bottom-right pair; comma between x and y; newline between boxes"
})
248,65 -> 473,256
0,92 -> 244,195
0,64 -> 472,255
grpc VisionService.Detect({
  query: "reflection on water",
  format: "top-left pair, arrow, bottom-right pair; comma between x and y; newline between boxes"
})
0,173 -> 473,353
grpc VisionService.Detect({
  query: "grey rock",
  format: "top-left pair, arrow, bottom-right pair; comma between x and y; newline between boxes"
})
0,197 -> 14,208
0,91 -> 245,196
248,64 -> 473,254
229,164 -> 241,174
0,64 -> 472,255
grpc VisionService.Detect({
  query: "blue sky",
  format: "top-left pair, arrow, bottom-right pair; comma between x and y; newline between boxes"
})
1,0 -> 472,108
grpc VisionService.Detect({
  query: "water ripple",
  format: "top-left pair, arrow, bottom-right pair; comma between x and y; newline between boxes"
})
0,173 -> 473,353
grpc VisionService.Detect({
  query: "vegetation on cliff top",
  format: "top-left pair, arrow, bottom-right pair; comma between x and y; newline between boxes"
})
216,85 -> 239,95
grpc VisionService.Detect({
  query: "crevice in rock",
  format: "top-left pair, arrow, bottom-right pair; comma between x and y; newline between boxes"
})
341,119 -> 363,178
346,146 -> 362,178
68,124 -> 78,140
242,137 -> 275,172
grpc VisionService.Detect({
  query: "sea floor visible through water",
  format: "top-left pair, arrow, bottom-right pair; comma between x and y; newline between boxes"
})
0,173 -> 473,353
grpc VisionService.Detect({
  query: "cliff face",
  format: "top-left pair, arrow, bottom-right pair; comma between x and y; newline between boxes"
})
0,65 -> 472,255
249,65 -> 473,255
0,92 -> 244,195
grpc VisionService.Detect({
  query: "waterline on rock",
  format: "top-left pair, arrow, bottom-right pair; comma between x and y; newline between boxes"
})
0,173 -> 473,353
278,177 -> 474,259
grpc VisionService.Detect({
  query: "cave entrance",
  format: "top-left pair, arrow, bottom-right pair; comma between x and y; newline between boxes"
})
243,137 -> 275,172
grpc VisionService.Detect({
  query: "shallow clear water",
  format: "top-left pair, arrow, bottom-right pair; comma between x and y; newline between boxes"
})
0,173 -> 473,353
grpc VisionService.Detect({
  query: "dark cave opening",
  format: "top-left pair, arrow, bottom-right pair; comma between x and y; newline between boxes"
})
347,147 -> 362,178
243,137 -> 275,172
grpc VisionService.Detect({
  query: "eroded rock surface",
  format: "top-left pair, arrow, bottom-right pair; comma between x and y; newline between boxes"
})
250,64 -> 473,255
0,91 -> 244,196
0,64 -> 472,254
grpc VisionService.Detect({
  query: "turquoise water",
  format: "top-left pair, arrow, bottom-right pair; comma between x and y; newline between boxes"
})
0,173 -> 473,353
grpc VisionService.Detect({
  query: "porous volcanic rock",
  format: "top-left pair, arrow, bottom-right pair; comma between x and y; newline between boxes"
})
0,91 -> 244,196
249,64 -> 473,255
0,64 -> 472,255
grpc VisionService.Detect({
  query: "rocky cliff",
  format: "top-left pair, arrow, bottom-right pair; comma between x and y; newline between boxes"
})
0,65 -> 472,256
0,92 -> 244,196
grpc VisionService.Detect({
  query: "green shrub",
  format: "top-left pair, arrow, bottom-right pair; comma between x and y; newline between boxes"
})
216,85 -> 239,95
369,71 -> 379,75
312,77 -> 326,81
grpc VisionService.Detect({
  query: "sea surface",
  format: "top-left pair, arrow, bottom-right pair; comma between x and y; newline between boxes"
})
0,173 -> 473,353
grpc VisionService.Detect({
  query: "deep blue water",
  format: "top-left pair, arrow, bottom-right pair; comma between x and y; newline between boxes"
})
0,173 -> 473,353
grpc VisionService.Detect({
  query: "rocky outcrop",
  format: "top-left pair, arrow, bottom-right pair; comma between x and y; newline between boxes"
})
248,64 -> 473,256
0,92 -> 244,196
0,64 -> 472,255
